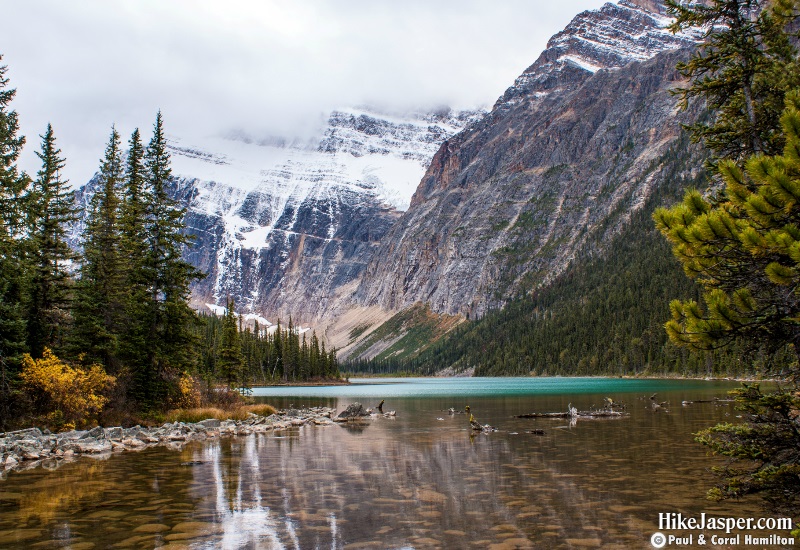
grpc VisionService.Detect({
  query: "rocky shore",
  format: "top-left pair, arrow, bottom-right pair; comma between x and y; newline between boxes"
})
0,406 -> 336,477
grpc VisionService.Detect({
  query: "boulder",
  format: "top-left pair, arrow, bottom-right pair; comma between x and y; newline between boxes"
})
19,447 -> 40,460
104,427 -> 123,441
74,439 -> 112,454
337,403 -> 369,419
81,426 -> 105,440
6,427 -> 43,441
199,419 -> 220,428
123,426 -> 142,437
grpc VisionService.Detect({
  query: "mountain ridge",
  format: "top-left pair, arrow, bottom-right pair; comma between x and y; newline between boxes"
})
350,1 -> 701,331
72,0 -> 707,362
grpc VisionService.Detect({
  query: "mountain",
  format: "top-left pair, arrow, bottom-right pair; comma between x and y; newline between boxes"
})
351,0 -> 701,322
74,0 -> 706,364
73,106 -> 484,326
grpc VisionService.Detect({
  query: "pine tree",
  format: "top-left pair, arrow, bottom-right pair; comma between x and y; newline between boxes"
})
666,0 -> 800,165
0,56 -> 29,427
657,2 -> 800,514
218,299 -> 244,388
117,128 -> 150,382
286,317 -> 298,380
130,112 -> 202,405
120,128 -> 147,267
655,94 -> 800,362
310,332 -> 321,378
25,124 -> 77,358
272,320 -> 283,380
70,127 -> 126,369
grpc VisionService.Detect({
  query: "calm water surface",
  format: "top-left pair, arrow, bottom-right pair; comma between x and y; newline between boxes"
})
0,377 -> 783,549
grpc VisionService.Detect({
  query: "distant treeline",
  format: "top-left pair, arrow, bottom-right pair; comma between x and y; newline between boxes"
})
197,307 -> 340,388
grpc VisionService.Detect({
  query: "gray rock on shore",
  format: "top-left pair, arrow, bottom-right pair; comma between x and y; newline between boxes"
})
0,407 -> 335,477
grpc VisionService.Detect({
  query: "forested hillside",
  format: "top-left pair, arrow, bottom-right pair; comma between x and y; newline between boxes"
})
347,135 -> 773,377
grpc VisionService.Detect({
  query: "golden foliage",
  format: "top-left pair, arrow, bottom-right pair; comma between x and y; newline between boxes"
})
20,348 -> 115,429
176,372 -> 202,409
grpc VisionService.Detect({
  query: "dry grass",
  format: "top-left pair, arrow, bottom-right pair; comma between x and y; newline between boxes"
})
167,404 -> 277,424
239,404 -> 278,417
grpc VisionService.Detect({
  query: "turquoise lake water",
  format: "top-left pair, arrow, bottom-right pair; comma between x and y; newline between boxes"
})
250,376 -> 726,399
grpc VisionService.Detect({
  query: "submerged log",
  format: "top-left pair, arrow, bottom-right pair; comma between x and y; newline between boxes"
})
515,412 -> 572,418
515,410 -> 628,419
681,398 -> 735,405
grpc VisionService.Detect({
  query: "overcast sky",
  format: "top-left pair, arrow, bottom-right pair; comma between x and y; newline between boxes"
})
2,0 -> 608,186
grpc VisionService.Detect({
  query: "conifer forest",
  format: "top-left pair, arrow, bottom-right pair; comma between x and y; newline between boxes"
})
0,63 -> 340,430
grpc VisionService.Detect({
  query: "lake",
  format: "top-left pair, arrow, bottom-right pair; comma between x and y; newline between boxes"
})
0,377 -> 785,549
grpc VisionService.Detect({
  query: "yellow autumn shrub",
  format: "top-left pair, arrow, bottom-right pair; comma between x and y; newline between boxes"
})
176,372 -> 202,408
20,348 -> 115,429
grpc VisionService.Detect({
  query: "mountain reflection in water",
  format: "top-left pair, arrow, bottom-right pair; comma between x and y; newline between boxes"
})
0,378 -> 777,548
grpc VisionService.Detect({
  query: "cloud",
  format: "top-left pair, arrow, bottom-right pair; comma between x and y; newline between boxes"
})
2,0 -> 608,186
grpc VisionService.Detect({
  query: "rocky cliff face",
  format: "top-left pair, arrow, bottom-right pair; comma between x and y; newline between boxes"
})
352,0 -> 702,320
74,0 -> 705,352
72,107 -> 482,325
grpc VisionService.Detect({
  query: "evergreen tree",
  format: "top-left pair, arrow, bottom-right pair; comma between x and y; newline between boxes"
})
218,299 -> 244,388
130,112 -> 202,405
272,320 -> 283,380
0,56 -> 29,427
667,0 -> 800,165
25,124 -> 77,358
300,333 -> 309,380
286,317 -> 298,380
657,1 -> 800,514
655,95 -> 800,363
120,128 -> 147,268
310,332 -> 321,378
70,126 -> 125,368
118,128 -> 150,381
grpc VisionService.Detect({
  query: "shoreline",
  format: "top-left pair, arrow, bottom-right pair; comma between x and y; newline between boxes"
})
248,379 -> 351,388
345,373 -> 775,383
0,406 -> 337,478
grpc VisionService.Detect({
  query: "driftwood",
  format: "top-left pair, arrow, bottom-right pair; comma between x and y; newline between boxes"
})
465,405 -> 496,432
681,398 -> 735,405
517,400 -> 628,419
515,410 -> 628,419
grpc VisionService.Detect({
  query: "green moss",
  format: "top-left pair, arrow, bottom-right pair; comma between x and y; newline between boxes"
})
491,219 -> 510,231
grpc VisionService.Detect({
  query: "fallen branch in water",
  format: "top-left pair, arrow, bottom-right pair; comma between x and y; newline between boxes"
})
514,410 -> 628,419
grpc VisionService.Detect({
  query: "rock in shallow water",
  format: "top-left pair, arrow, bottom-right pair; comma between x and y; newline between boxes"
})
338,403 -> 369,419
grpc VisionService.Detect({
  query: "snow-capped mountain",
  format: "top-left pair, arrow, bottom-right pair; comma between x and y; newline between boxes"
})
75,0 -> 708,353
496,0 -> 701,111
144,106 -> 482,324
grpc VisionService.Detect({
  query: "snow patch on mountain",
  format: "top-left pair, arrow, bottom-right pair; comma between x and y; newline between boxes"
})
497,0 -> 702,109
204,303 -> 311,334
169,106 -> 482,214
